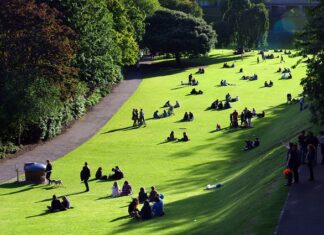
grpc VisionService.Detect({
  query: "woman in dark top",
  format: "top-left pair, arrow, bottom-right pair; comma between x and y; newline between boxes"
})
140,200 -> 152,220
138,187 -> 148,203
306,144 -> 316,181
128,198 -> 140,218
45,160 -> 52,184
95,167 -> 103,180
286,143 -> 300,186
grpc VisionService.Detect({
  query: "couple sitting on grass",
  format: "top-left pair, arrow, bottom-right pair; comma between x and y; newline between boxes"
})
129,186 -> 165,220
111,181 -> 132,197
48,195 -> 70,212
167,131 -> 189,142
95,166 -> 124,181
264,81 -> 273,87
190,88 -> 203,95
183,112 -> 194,121
223,62 -> 235,68
163,100 -> 180,109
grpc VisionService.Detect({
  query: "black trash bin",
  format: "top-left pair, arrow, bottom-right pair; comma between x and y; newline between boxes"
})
24,162 -> 46,184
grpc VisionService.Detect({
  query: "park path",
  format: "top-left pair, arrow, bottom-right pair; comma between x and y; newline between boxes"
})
276,151 -> 324,235
0,69 -> 142,183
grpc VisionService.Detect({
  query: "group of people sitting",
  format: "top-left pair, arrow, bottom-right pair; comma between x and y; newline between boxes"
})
230,108 -> 264,128
210,98 -> 234,110
223,62 -> 235,68
243,138 -> 260,151
196,67 -> 205,74
47,195 -> 70,212
167,131 -> 189,142
190,88 -> 203,95
95,166 -> 124,181
128,186 -> 165,220
281,72 -> 292,79
153,109 -> 173,119
280,67 -> 291,73
241,74 -> 258,81
183,74 -> 199,86
183,112 -> 194,121
264,80 -> 274,87
220,80 -> 235,86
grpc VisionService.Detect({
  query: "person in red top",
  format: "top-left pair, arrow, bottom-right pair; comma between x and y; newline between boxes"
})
232,110 -> 238,128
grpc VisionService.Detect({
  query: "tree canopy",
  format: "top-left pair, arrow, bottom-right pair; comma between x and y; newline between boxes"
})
144,9 -> 216,63
298,0 -> 324,124
159,0 -> 203,18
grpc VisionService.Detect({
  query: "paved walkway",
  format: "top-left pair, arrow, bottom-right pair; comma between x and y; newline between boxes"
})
0,70 -> 142,183
276,152 -> 324,235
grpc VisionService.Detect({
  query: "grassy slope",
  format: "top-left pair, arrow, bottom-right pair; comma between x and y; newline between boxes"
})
0,50 -> 310,235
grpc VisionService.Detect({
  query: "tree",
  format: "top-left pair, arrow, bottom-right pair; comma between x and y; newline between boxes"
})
159,0 -> 203,18
0,0 -> 79,143
223,0 -> 269,49
144,9 -> 216,63
298,0 -> 324,124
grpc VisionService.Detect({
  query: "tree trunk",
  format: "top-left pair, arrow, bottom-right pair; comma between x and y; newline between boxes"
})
175,52 -> 181,65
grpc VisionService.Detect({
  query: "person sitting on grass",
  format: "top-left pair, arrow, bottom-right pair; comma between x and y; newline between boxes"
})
183,112 -> 189,121
254,138 -> 260,147
140,200 -> 153,220
112,182 -> 121,197
224,101 -> 231,109
249,74 -> 258,81
167,106 -> 174,116
239,68 -> 243,73
189,112 -> 194,121
252,108 -> 256,116
277,67 -> 282,73
180,132 -> 189,142
217,101 -> 224,110
162,110 -> 168,118
269,80 -> 273,87
191,78 -> 199,86
256,111 -> 265,118
149,186 -> 159,202
109,166 -> 124,180
95,167 -> 103,180
230,96 -> 238,102
210,100 -> 219,109
138,187 -> 148,203
174,100 -> 180,108
216,123 -> 221,131
152,197 -> 165,217
167,131 -> 177,141
47,195 -> 62,212
241,75 -> 248,80
287,93 -> 292,103
128,198 -> 140,219
190,88 -> 203,95
225,93 -> 231,102
61,196 -> 70,210
163,101 -> 171,108
121,181 -> 132,196
153,110 -> 160,119
244,138 -> 260,151
264,81 -> 269,87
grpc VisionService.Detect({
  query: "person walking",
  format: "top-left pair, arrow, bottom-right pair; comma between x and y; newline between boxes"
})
80,162 -> 91,192
306,144 -> 316,181
45,160 -> 52,184
286,143 -> 300,186
299,95 -> 304,111
298,130 -> 307,163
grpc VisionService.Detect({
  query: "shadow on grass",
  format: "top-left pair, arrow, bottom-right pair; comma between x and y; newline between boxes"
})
111,102 -> 311,234
0,182 -> 38,196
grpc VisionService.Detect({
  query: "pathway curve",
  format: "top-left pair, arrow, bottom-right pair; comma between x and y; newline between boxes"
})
276,153 -> 324,235
0,70 -> 142,183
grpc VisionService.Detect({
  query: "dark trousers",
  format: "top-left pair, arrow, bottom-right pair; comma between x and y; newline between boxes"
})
84,179 -> 89,191
321,145 -> 324,164
46,172 -> 51,182
287,167 -> 299,185
308,163 -> 314,180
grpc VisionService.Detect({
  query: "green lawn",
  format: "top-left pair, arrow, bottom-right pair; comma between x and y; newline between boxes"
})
0,50 -> 311,235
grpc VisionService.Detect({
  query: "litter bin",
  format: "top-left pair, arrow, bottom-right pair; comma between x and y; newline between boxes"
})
24,162 -> 46,184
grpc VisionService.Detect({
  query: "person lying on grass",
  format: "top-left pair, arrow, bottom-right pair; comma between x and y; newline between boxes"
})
243,138 -> 260,151
120,181 -> 132,196
256,111 -> 265,118
167,131 -> 177,141
112,182 -> 121,197
190,88 -> 203,95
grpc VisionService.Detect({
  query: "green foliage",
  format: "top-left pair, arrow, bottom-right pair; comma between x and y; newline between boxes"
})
144,9 -> 216,63
159,0 -> 203,17
298,0 -> 324,124
223,0 -> 269,49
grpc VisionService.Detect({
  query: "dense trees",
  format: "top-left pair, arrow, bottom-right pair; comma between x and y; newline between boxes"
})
144,9 -> 216,63
159,0 -> 203,17
298,0 -> 324,124
223,0 -> 269,50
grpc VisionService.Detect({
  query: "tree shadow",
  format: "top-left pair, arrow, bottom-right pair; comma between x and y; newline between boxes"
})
110,215 -> 130,222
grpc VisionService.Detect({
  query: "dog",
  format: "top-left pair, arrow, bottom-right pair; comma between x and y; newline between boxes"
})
48,179 -> 64,186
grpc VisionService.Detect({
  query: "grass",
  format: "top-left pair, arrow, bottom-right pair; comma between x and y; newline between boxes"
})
0,50 -> 311,235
